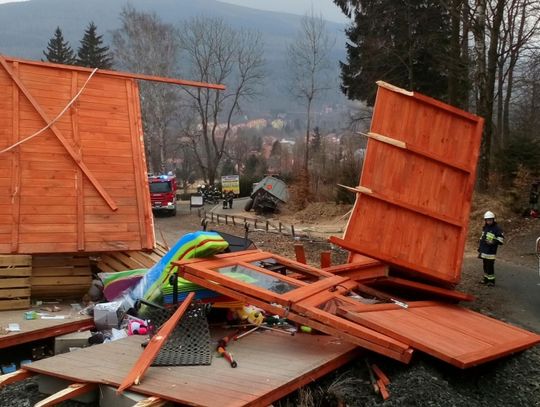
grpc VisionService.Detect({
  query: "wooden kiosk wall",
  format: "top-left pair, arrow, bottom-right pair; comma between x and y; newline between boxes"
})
338,82 -> 484,284
0,57 -> 155,254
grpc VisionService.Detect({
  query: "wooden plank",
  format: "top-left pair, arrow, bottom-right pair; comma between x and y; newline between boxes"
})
133,396 -> 168,407
126,80 -> 150,250
34,383 -> 97,407
320,251 -> 331,268
294,244 -> 306,264
0,255 -> 31,266
117,292 -> 195,393
5,56 -> 226,90
0,369 -> 35,388
282,276 -> 349,303
0,267 -> 32,277
0,288 -> 31,298
70,71 -> 85,251
378,276 -> 474,302
31,276 -> 90,286
0,298 -> 30,310
9,61 -> 20,253
0,277 -> 30,288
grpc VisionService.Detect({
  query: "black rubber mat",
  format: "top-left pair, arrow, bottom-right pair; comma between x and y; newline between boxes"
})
144,303 -> 212,366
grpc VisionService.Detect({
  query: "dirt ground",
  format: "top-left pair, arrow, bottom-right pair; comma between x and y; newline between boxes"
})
154,199 -> 540,407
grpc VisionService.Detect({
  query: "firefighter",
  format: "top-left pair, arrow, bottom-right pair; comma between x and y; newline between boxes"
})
478,211 -> 504,285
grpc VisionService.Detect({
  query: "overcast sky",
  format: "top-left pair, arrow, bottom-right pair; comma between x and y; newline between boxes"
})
0,0 -> 349,23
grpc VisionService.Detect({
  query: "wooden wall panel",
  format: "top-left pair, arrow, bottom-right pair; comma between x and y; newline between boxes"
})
0,56 -> 155,254
341,82 -> 484,284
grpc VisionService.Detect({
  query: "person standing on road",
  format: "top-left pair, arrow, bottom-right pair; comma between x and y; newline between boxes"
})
478,211 -> 504,285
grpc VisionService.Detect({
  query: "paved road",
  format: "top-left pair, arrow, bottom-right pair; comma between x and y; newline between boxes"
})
462,256 -> 540,333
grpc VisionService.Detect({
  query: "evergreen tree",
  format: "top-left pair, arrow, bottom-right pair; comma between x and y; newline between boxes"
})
42,27 -> 76,65
77,22 -> 113,69
334,0 -> 452,106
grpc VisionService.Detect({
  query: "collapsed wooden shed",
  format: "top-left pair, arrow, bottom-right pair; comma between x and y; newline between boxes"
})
0,55 -> 223,255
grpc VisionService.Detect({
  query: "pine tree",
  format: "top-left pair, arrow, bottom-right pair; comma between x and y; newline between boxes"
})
42,27 -> 76,65
334,0 -> 452,106
77,22 -> 113,69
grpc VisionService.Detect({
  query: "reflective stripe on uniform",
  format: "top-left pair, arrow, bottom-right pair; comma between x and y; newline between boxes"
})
496,236 -> 504,244
484,274 -> 496,281
480,253 -> 496,260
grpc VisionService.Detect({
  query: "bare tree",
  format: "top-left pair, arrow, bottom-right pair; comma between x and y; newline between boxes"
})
111,5 -> 180,174
286,12 -> 334,175
177,17 -> 265,185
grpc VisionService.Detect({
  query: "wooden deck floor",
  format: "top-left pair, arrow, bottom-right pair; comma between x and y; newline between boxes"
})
25,331 -> 359,406
0,303 -> 93,349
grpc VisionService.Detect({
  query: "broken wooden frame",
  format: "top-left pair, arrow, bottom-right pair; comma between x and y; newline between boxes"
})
174,250 -> 540,369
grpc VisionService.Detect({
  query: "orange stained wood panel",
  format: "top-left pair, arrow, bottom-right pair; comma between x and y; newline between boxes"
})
340,303 -> 540,368
341,82 -> 484,284
24,331 -> 357,407
0,56 -> 158,253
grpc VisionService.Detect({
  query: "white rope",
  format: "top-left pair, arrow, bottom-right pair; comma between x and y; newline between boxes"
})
0,67 -> 99,155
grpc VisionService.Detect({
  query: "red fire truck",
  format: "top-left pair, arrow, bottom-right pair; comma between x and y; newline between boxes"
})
148,174 -> 177,216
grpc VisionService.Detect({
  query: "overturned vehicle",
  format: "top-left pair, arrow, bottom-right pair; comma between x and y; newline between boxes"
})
244,176 -> 289,213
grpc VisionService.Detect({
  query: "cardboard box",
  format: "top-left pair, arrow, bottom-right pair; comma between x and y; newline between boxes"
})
93,301 -> 126,330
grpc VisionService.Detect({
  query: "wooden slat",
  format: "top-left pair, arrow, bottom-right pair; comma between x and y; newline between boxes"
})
71,71 -> 85,251
117,292 -> 195,393
294,244 -> 306,264
0,255 -> 31,266
34,382 -> 97,407
0,369 -> 35,388
5,56 -> 226,90
126,80 -> 148,250
10,61 -> 20,253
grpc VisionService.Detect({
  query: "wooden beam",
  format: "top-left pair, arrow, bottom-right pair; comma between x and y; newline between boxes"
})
3,55 -> 226,90
126,80 -> 150,249
9,61 -> 20,253
71,71 -> 85,251
133,396 -> 168,407
337,183 -> 463,228
366,132 -> 471,174
381,276 -> 474,302
0,55 -> 118,211
0,369 -> 34,388
320,251 -> 331,268
117,292 -> 195,394
0,319 -> 94,349
329,236 -> 456,286
294,244 -> 307,264
34,383 -> 97,407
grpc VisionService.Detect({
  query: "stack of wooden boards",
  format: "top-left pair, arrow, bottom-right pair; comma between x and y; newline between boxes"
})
0,254 -> 31,310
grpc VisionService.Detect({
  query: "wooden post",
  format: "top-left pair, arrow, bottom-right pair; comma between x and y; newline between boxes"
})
266,221 -> 269,232
279,222 -> 282,233
320,251 -> 332,268
211,213 -> 214,223
291,224 -> 295,238
232,216 -> 236,226
216,214 -> 220,225
225,215 -> 228,225
294,244 -> 307,264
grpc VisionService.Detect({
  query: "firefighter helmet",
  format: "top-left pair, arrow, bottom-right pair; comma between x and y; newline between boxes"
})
483,211 -> 495,219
